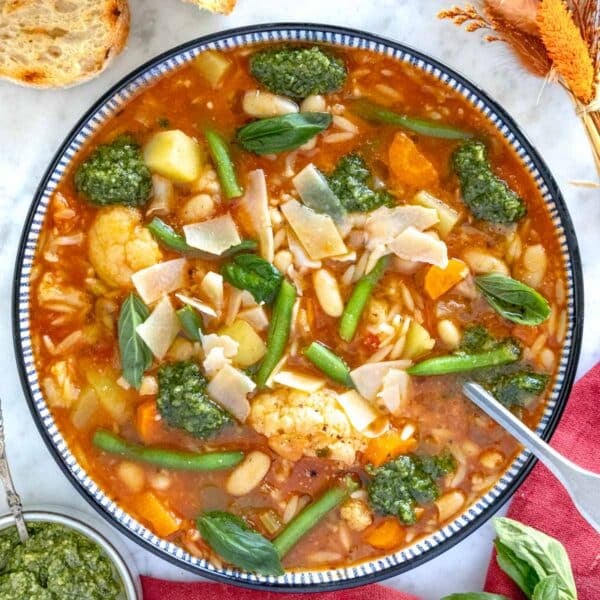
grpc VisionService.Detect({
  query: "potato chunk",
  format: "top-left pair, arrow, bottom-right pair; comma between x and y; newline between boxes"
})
219,319 -> 266,368
143,130 -> 204,183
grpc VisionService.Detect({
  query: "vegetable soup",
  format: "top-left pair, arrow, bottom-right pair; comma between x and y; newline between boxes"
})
29,43 -> 567,574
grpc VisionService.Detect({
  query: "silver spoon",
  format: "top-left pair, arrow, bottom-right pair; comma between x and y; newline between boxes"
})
463,381 -> 600,533
0,398 -> 28,542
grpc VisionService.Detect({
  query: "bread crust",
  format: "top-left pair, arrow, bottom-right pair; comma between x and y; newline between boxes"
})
0,0 -> 130,88
182,0 -> 237,15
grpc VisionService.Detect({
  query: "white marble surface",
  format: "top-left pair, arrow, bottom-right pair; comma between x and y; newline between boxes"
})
0,1 -> 598,598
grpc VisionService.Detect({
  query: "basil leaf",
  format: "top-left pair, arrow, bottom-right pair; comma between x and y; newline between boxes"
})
236,112 -> 332,155
222,253 -> 283,304
197,511 -> 283,576
533,576 -> 561,600
118,293 -> 152,389
441,594 -> 510,600
475,274 -> 551,325
494,539 -> 539,597
176,305 -> 203,342
148,217 -> 258,259
494,518 -> 577,600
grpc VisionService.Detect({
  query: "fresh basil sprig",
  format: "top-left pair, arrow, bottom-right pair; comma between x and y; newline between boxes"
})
443,518 -> 576,600
118,293 -> 153,389
236,112 -> 332,155
475,274 -> 551,326
222,253 -> 283,304
532,576 -> 561,600
197,511 -> 283,576
494,518 -> 576,600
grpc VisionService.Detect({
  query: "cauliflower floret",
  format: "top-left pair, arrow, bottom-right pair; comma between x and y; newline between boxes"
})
340,498 -> 373,532
88,206 -> 162,288
249,388 -> 365,464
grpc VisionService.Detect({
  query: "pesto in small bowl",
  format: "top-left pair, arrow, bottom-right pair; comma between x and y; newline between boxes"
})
0,517 -> 135,600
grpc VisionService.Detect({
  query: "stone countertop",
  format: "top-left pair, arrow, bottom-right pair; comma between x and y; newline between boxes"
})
0,1 -> 598,598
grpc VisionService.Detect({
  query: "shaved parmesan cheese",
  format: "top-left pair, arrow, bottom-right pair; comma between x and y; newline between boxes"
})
136,296 -> 180,359
224,287 -> 244,326
265,353 -> 288,388
201,333 -> 238,378
287,230 -> 322,270
238,306 -> 269,332
132,258 -> 188,305
389,226 -> 448,268
207,364 -> 255,422
139,375 -> 159,396
183,213 -> 241,255
237,169 -> 274,261
336,390 -> 379,432
175,293 -> 217,317
201,271 -> 224,310
272,370 -> 326,393
281,199 -> 347,260
350,360 -> 411,401
376,369 -> 410,416
365,205 -> 439,251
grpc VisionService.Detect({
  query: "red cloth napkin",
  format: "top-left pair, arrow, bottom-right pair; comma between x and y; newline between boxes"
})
140,579 -> 419,600
141,363 -> 600,599
484,362 -> 600,599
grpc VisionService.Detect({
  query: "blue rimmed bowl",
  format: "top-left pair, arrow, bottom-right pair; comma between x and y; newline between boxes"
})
12,23 -> 583,592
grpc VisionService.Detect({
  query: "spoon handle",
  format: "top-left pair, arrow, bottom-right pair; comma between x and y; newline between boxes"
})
463,381 -> 600,532
0,400 -> 28,542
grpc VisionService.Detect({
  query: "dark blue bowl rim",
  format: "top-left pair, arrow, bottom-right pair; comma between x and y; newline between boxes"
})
11,22 -> 584,593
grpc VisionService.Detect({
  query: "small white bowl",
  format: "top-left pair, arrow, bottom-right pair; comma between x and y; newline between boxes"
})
0,508 -> 141,599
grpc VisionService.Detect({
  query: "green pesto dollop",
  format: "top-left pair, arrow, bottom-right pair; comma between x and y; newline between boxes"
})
0,522 -> 122,600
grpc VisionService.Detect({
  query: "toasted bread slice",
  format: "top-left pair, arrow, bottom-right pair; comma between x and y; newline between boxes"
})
0,0 -> 130,88
182,0 -> 236,15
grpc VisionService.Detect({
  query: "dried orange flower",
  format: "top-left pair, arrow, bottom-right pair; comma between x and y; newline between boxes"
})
537,0 -> 595,102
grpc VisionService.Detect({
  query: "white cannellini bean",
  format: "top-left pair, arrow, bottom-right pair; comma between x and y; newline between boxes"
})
521,244 -> 547,289
435,489 -> 465,522
479,449 -> 505,471
117,461 -> 145,493
180,194 -> 215,223
300,94 -> 326,112
437,319 -> 461,349
313,269 -> 344,317
463,249 -> 509,275
242,90 -> 299,118
273,250 -> 293,273
226,451 -> 271,496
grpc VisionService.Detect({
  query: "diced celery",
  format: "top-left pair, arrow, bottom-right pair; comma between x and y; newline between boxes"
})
412,190 -> 459,238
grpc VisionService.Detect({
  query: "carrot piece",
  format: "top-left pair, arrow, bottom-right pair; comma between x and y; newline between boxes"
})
388,131 -> 439,188
363,431 -> 418,467
424,258 -> 469,299
136,400 -> 161,444
363,518 -> 405,550
512,324 -> 541,346
135,491 -> 181,537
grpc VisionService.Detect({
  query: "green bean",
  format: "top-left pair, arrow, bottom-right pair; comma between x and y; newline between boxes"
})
205,129 -> 243,199
339,255 -> 389,342
350,99 -> 473,140
303,342 -> 354,387
255,280 -> 296,388
147,217 -> 257,258
407,341 -> 521,376
93,430 -> 243,471
176,305 -> 203,341
147,217 -> 193,254
272,476 -> 359,558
